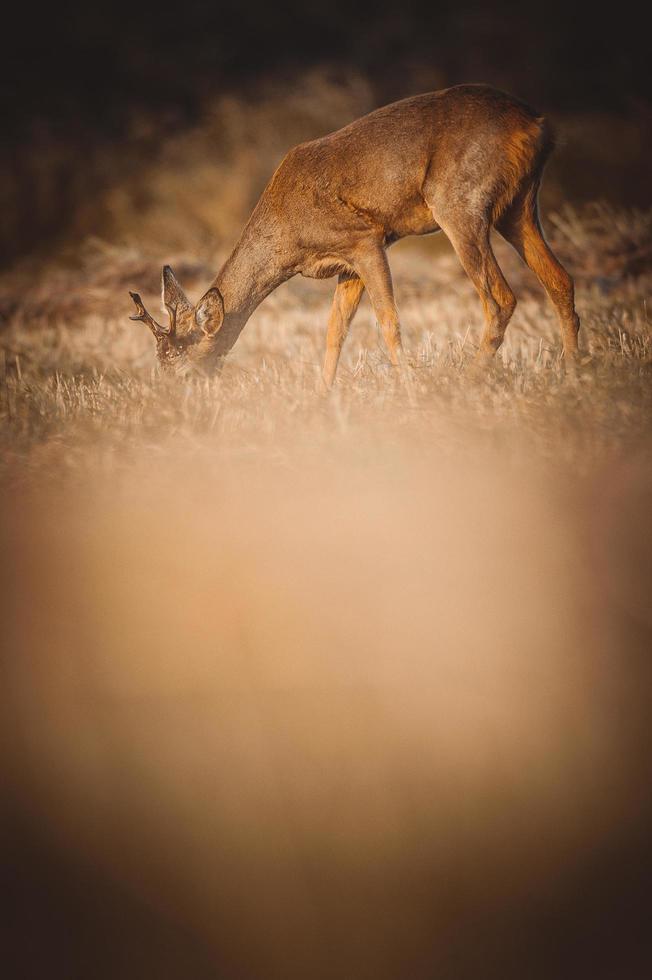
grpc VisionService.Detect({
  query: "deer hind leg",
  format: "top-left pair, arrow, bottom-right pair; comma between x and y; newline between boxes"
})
352,245 -> 404,367
441,220 -> 517,360
322,274 -> 365,388
497,193 -> 580,357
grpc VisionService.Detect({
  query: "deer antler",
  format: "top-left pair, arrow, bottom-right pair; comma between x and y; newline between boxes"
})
129,291 -> 172,336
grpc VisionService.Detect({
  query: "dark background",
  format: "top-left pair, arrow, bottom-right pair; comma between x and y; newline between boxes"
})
5,0 -> 650,128
2,0 -> 650,263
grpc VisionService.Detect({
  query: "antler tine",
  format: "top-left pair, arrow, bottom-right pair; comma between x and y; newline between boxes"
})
129,291 -> 171,336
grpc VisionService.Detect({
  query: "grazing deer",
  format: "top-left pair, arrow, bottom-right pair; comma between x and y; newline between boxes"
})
129,84 -> 580,385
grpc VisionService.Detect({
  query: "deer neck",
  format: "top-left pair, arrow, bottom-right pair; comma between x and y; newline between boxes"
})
211,206 -> 294,348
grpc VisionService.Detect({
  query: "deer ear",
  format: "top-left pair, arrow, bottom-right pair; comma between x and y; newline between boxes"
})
194,288 -> 225,335
162,265 -> 192,317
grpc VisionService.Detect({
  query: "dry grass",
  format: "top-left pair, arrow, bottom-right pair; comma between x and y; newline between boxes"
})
1,205 -> 652,978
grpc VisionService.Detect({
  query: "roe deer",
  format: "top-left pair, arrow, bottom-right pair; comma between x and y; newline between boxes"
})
129,84 -> 580,385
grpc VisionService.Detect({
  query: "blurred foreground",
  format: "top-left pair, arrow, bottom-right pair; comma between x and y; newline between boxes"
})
1,205 -> 652,977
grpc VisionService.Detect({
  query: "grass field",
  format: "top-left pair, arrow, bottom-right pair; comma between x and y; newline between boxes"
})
2,203 -> 651,977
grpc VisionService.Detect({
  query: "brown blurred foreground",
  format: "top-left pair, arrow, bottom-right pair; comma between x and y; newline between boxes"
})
2,436 -> 652,978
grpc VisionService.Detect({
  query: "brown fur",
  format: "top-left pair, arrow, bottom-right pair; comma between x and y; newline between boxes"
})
129,84 -> 580,383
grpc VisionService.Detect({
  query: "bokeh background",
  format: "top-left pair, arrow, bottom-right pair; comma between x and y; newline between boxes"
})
2,4 -> 651,979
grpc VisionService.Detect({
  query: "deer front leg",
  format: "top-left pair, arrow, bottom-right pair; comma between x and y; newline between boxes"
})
322,274 -> 365,388
353,245 -> 404,368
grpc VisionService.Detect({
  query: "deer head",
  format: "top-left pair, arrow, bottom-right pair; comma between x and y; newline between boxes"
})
129,266 -> 225,373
